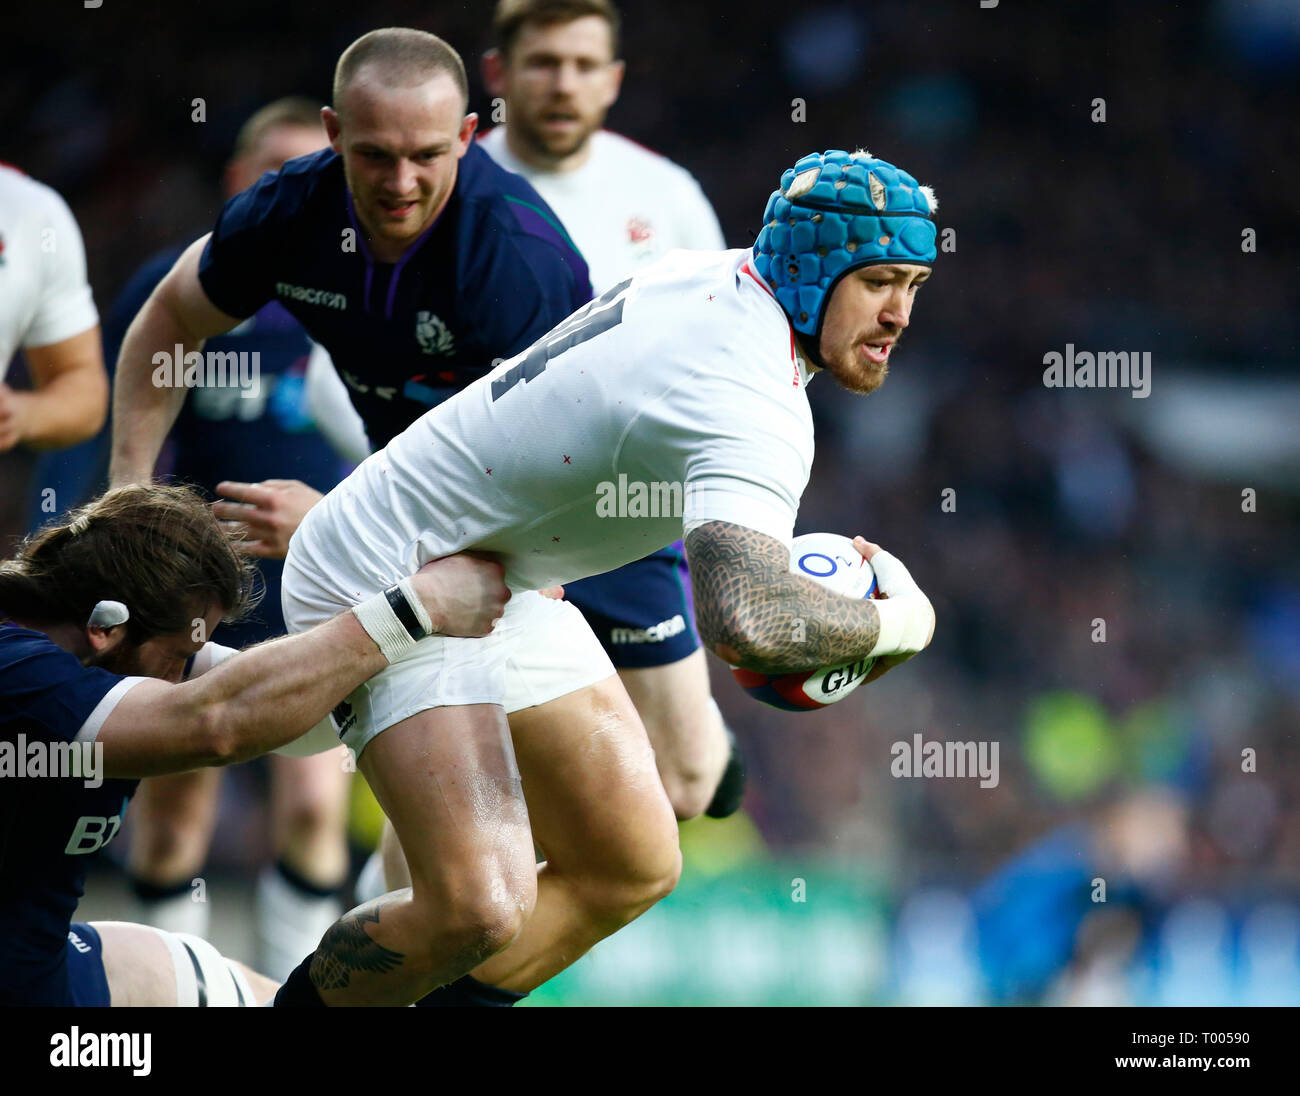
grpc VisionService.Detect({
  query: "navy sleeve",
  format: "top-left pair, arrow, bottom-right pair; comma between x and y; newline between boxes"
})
197,169 -> 296,320
0,630 -> 126,745
457,203 -> 594,362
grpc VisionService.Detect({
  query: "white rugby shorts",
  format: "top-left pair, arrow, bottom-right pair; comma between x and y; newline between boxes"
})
281,558 -> 614,758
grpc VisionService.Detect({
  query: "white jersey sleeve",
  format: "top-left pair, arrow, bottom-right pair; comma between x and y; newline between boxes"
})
0,167 -> 99,379
613,252 -> 813,547
20,183 -> 98,349
185,641 -> 240,679
680,413 -> 806,545
675,298 -> 809,543
305,342 -> 371,463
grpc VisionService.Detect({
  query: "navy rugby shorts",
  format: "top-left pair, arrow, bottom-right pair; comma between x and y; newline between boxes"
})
64,922 -> 111,1007
564,542 -> 702,670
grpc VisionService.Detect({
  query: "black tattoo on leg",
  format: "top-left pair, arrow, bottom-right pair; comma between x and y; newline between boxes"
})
310,901 -> 406,992
685,521 -> 881,673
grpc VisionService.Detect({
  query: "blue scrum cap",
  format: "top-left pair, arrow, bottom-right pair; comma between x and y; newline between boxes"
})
752,149 -> 938,352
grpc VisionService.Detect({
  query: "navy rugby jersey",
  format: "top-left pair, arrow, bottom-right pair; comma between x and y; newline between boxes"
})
0,624 -> 140,1006
197,142 -> 593,448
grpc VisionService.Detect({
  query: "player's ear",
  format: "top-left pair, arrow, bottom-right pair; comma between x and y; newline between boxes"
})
481,48 -> 506,97
85,623 -> 126,655
321,107 -> 343,151
604,58 -> 626,108
458,113 -> 479,153
222,159 -> 244,198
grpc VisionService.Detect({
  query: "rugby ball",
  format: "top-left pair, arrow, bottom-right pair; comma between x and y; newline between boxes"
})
730,532 -> 879,711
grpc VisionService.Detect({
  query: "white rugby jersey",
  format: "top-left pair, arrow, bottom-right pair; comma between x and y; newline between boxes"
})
289,248 -> 814,598
478,128 -> 726,293
0,165 -> 98,382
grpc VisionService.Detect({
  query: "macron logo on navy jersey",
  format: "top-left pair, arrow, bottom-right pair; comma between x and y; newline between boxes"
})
275,282 -> 347,310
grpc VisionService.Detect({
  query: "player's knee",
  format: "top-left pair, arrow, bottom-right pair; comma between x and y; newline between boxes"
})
433,868 -> 537,965
276,794 -> 343,848
605,844 -> 681,928
659,764 -> 718,821
643,706 -> 729,821
641,842 -> 683,910
440,896 -> 531,964
130,822 -> 205,878
654,736 -> 730,821
577,823 -> 682,929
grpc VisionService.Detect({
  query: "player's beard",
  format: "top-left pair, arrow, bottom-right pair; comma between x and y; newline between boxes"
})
515,97 -> 601,164
825,339 -> 895,395
835,359 -> 889,395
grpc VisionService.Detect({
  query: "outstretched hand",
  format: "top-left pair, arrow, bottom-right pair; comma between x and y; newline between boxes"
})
212,479 -> 324,559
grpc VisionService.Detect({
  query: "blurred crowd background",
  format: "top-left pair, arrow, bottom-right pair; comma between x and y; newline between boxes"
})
4,0 -> 1298,1003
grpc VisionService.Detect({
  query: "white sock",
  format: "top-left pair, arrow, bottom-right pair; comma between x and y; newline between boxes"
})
255,864 -> 343,983
354,849 -> 388,906
134,886 -> 211,939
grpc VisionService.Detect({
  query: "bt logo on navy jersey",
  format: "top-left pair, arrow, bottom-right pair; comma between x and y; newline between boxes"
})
64,799 -> 127,855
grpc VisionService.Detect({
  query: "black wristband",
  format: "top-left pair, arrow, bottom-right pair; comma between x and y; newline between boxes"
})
385,584 -> 425,641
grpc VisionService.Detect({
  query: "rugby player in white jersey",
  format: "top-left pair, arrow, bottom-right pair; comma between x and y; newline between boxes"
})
0,165 -> 107,452
477,0 -> 743,824
270,148 -> 939,1007
350,0 -> 738,908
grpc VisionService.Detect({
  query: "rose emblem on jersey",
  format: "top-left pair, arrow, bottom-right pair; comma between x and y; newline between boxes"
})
627,217 -> 654,245
415,311 -> 455,356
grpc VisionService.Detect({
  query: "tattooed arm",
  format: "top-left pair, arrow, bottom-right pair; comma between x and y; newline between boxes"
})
685,521 -> 934,674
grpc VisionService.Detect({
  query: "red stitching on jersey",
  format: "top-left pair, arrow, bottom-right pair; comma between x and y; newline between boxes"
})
741,258 -> 798,367
741,258 -> 776,299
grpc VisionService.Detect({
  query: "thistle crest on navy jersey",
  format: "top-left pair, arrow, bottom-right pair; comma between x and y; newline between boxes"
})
415,311 -> 456,356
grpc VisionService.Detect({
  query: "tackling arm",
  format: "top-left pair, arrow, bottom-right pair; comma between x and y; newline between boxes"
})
97,611 -> 387,777
96,554 -> 510,778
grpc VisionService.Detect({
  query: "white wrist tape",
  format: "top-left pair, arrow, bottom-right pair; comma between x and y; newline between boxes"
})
351,578 -> 436,663
866,551 -> 934,658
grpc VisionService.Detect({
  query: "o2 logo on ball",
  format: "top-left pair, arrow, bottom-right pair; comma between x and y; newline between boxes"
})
731,532 -> 879,712
793,540 -> 878,599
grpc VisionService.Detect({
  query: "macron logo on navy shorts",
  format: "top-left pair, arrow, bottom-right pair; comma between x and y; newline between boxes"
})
611,615 -> 686,645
